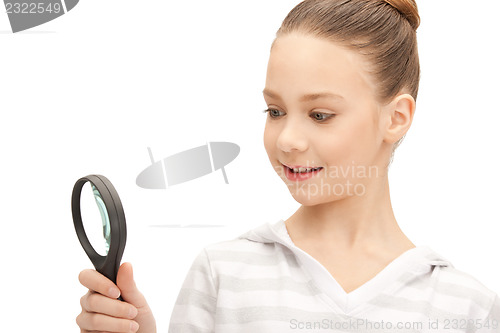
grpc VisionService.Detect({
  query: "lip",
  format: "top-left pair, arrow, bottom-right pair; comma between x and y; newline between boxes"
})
281,163 -> 322,169
281,163 -> 323,181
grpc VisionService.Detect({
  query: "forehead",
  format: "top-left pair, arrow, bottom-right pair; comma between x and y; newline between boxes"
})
265,33 -> 376,101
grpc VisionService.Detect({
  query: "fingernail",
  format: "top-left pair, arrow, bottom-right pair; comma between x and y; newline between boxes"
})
128,306 -> 138,318
109,287 -> 120,299
130,321 -> 139,332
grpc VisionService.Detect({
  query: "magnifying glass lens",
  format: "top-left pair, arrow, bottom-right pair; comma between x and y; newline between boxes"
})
80,182 -> 111,256
91,183 -> 111,254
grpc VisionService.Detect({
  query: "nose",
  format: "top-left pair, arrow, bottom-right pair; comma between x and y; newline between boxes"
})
276,118 -> 308,153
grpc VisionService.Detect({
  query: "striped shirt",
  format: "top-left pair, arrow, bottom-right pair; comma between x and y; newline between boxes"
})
168,219 -> 500,332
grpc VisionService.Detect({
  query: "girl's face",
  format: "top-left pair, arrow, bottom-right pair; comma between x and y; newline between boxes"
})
263,33 -> 393,205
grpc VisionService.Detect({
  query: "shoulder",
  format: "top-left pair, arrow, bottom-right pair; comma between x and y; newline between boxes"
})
437,265 -> 497,300
192,236 -> 306,289
204,236 -> 284,255
430,264 -> 500,319
200,236 -> 298,268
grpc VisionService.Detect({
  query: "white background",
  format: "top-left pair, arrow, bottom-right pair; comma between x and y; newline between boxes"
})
0,0 -> 499,331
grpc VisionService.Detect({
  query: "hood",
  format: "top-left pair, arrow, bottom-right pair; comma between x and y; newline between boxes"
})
238,219 -> 453,269
238,220 -> 286,244
238,219 -> 454,313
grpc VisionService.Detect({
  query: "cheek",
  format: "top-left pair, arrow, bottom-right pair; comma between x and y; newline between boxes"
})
344,117 -> 381,167
317,138 -> 352,166
316,118 -> 375,165
263,122 -> 276,156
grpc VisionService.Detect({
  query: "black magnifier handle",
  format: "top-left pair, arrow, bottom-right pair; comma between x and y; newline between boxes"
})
71,174 -> 127,301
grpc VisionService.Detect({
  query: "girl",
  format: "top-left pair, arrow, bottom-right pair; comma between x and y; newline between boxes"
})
77,0 -> 500,332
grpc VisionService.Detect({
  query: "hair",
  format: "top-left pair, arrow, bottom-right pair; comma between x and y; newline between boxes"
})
274,0 -> 420,166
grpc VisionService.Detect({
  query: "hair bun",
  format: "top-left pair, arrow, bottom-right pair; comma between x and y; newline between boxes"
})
384,0 -> 420,30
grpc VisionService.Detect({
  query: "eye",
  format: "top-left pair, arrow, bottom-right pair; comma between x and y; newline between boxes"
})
263,108 -> 283,119
263,108 -> 336,122
311,112 -> 336,122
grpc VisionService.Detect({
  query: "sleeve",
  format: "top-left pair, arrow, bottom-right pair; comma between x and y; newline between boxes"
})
168,248 -> 218,333
476,293 -> 500,332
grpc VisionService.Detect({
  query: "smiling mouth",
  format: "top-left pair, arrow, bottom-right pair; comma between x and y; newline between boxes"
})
282,163 -> 323,174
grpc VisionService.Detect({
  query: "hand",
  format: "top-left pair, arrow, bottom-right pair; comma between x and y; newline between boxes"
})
76,262 -> 157,333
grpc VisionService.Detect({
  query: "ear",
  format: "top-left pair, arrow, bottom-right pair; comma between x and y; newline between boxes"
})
382,93 -> 416,144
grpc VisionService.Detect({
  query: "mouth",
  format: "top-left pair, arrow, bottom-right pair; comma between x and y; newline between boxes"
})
281,163 -> 323,174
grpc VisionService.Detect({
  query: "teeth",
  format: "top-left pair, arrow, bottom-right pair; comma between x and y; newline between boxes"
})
291,167 -> 320,173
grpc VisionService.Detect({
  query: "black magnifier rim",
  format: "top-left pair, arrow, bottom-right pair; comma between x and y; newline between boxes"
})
71,175 -> 127,284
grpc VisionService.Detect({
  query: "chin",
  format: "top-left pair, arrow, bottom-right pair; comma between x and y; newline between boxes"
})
285,179 -> 353,206
288,189 -> 333,206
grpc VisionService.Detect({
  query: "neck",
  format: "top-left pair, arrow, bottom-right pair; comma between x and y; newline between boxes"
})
286,173 -> 414,252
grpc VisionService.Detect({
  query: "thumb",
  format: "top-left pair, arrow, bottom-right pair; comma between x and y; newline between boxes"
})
116,262 -> 149,309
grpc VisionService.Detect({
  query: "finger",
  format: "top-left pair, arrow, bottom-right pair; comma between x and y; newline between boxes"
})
81,291 -> 138,319
76,312 -> 139,332
116,263 -> 149,308
79,269 -> 121,299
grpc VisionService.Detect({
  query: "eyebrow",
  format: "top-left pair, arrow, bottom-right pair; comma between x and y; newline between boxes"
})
262,89 -> 345,102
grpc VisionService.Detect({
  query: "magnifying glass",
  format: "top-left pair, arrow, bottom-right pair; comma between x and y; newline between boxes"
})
71,174 -> 127,299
